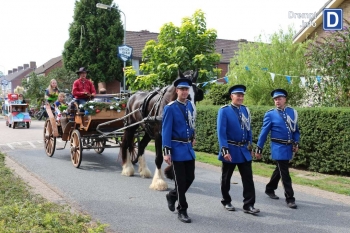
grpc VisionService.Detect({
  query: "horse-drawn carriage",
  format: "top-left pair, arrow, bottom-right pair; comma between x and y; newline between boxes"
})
43,94 -> 139,168
42,71 -> 203,191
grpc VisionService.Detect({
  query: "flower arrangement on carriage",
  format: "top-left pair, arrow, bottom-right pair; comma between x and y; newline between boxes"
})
81,99 -> 128,116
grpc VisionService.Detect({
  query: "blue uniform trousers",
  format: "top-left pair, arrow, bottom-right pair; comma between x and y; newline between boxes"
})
266,160 -> 295,203
221,161 -> 256,209
168,160 -> 195,213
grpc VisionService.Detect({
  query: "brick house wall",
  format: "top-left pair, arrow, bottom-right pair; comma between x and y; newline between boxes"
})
309,0 -> 350,42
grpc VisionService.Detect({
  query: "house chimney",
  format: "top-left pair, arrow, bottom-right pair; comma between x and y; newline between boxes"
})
18,66 -> 23,71
30,61 -> 36,69
12,68 -> 17,73
8,70 -> 12,74
23,64 -> 29,69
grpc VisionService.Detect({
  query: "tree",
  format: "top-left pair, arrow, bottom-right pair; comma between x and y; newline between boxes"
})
227,27 -> 308,106
22,73 -> 49,106
305,19 -> 350,107
125,10 -> 221,90
46,67 -> 77,92
63,0 -> 124,84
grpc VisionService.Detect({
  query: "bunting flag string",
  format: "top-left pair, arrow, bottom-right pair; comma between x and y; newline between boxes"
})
244,65 -> 321,85
196,76 -> 228,87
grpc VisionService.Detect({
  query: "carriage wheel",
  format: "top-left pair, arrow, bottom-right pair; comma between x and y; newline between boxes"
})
26,122 -> 30,128
131,136 -> 140,165
93,139 -> 105,154
43,119 -> 56,157
70,129 -> 83,168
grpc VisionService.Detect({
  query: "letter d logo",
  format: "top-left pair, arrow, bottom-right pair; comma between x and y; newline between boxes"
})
323,9 -> 343,30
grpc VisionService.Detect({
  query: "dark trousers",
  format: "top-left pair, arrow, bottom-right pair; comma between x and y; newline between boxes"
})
221,161 -> 256,209
168,160 -> 195,213
266,160 -> 295,203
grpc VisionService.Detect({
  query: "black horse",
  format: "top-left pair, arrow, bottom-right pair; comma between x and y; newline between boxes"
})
120,70 -> 203,190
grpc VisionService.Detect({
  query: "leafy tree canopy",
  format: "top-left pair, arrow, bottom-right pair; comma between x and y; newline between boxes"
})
46,67 -> 77,92
21,73 -> 49,107
125,10 -> 221,90
305,18 -> 350,107
63,0 -> 124,84
227,27 -> 308,106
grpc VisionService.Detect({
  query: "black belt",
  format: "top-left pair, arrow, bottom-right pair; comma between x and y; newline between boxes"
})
171,137 -> 193,143
271,138 -> 294,145
228,140 -> 247,146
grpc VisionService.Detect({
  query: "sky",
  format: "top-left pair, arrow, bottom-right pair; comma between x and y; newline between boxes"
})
0,0 -> 326,75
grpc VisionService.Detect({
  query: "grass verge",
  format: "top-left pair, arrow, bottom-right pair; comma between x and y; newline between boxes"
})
146,145 -> 350,196
0,152 -> 108,232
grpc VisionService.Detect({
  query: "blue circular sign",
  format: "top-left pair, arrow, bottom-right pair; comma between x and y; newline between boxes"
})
1,80 -> 8,85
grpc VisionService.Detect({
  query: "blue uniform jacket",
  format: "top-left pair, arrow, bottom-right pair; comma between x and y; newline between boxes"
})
257,107 -> 300,160
162,100 -> 196,161
217,104 -> 253,163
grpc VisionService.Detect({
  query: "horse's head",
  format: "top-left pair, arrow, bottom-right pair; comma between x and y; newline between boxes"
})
179,70 -> 204,105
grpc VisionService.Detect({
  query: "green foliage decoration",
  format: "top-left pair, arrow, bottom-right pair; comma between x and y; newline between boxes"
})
82,100 -> 126,115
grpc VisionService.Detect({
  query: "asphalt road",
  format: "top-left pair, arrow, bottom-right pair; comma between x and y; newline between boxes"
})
1,118 -> 350,233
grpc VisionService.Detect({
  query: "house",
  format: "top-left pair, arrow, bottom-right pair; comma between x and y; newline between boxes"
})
293,0 -> 350,43
34,55 -> 62,76
3,62 -> 37,94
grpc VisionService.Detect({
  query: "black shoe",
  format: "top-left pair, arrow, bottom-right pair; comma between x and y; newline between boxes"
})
265,191 -> 279,199
223,203 -> 236,211
243,206 -> 260,214
166,194 -> 175,212
287,202 -> 297,209
178,212 -> 191,223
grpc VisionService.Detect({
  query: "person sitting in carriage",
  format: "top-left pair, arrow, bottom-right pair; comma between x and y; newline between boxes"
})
72,67 -> 96,105
68,67 -> 96,121
54,92 -> 66,123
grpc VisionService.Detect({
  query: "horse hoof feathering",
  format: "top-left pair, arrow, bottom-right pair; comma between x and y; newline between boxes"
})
138,156 -> 152,178
121,150 -> 135,176
149,168 -> 168,191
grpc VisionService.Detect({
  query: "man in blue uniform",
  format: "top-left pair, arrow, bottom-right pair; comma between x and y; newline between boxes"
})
162,78 -> 196,223
255,89 -> 300,209
217,85 -> 260,215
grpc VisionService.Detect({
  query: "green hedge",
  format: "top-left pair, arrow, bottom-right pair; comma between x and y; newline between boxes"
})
194,105 -> 350,175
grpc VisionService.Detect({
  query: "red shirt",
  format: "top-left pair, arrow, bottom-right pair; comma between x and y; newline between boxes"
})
72,78 -> 96,99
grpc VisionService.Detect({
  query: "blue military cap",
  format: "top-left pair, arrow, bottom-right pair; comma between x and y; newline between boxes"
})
228,85 -> 246,95
174,78 -> 192,88
271,89 -> 288,98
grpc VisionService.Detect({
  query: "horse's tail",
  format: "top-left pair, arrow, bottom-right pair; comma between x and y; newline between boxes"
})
164,164 -> 174,180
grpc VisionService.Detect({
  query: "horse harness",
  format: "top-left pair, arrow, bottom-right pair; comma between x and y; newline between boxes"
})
140,86 -> 169,138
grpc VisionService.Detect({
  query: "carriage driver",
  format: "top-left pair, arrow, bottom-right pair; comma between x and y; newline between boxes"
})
72,67 -> 96,106
162,78 -> 196,224
68,67 -> 96,121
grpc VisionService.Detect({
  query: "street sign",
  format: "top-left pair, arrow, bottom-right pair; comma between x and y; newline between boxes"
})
1,79 -> 8,86
117,45 -> 133,62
